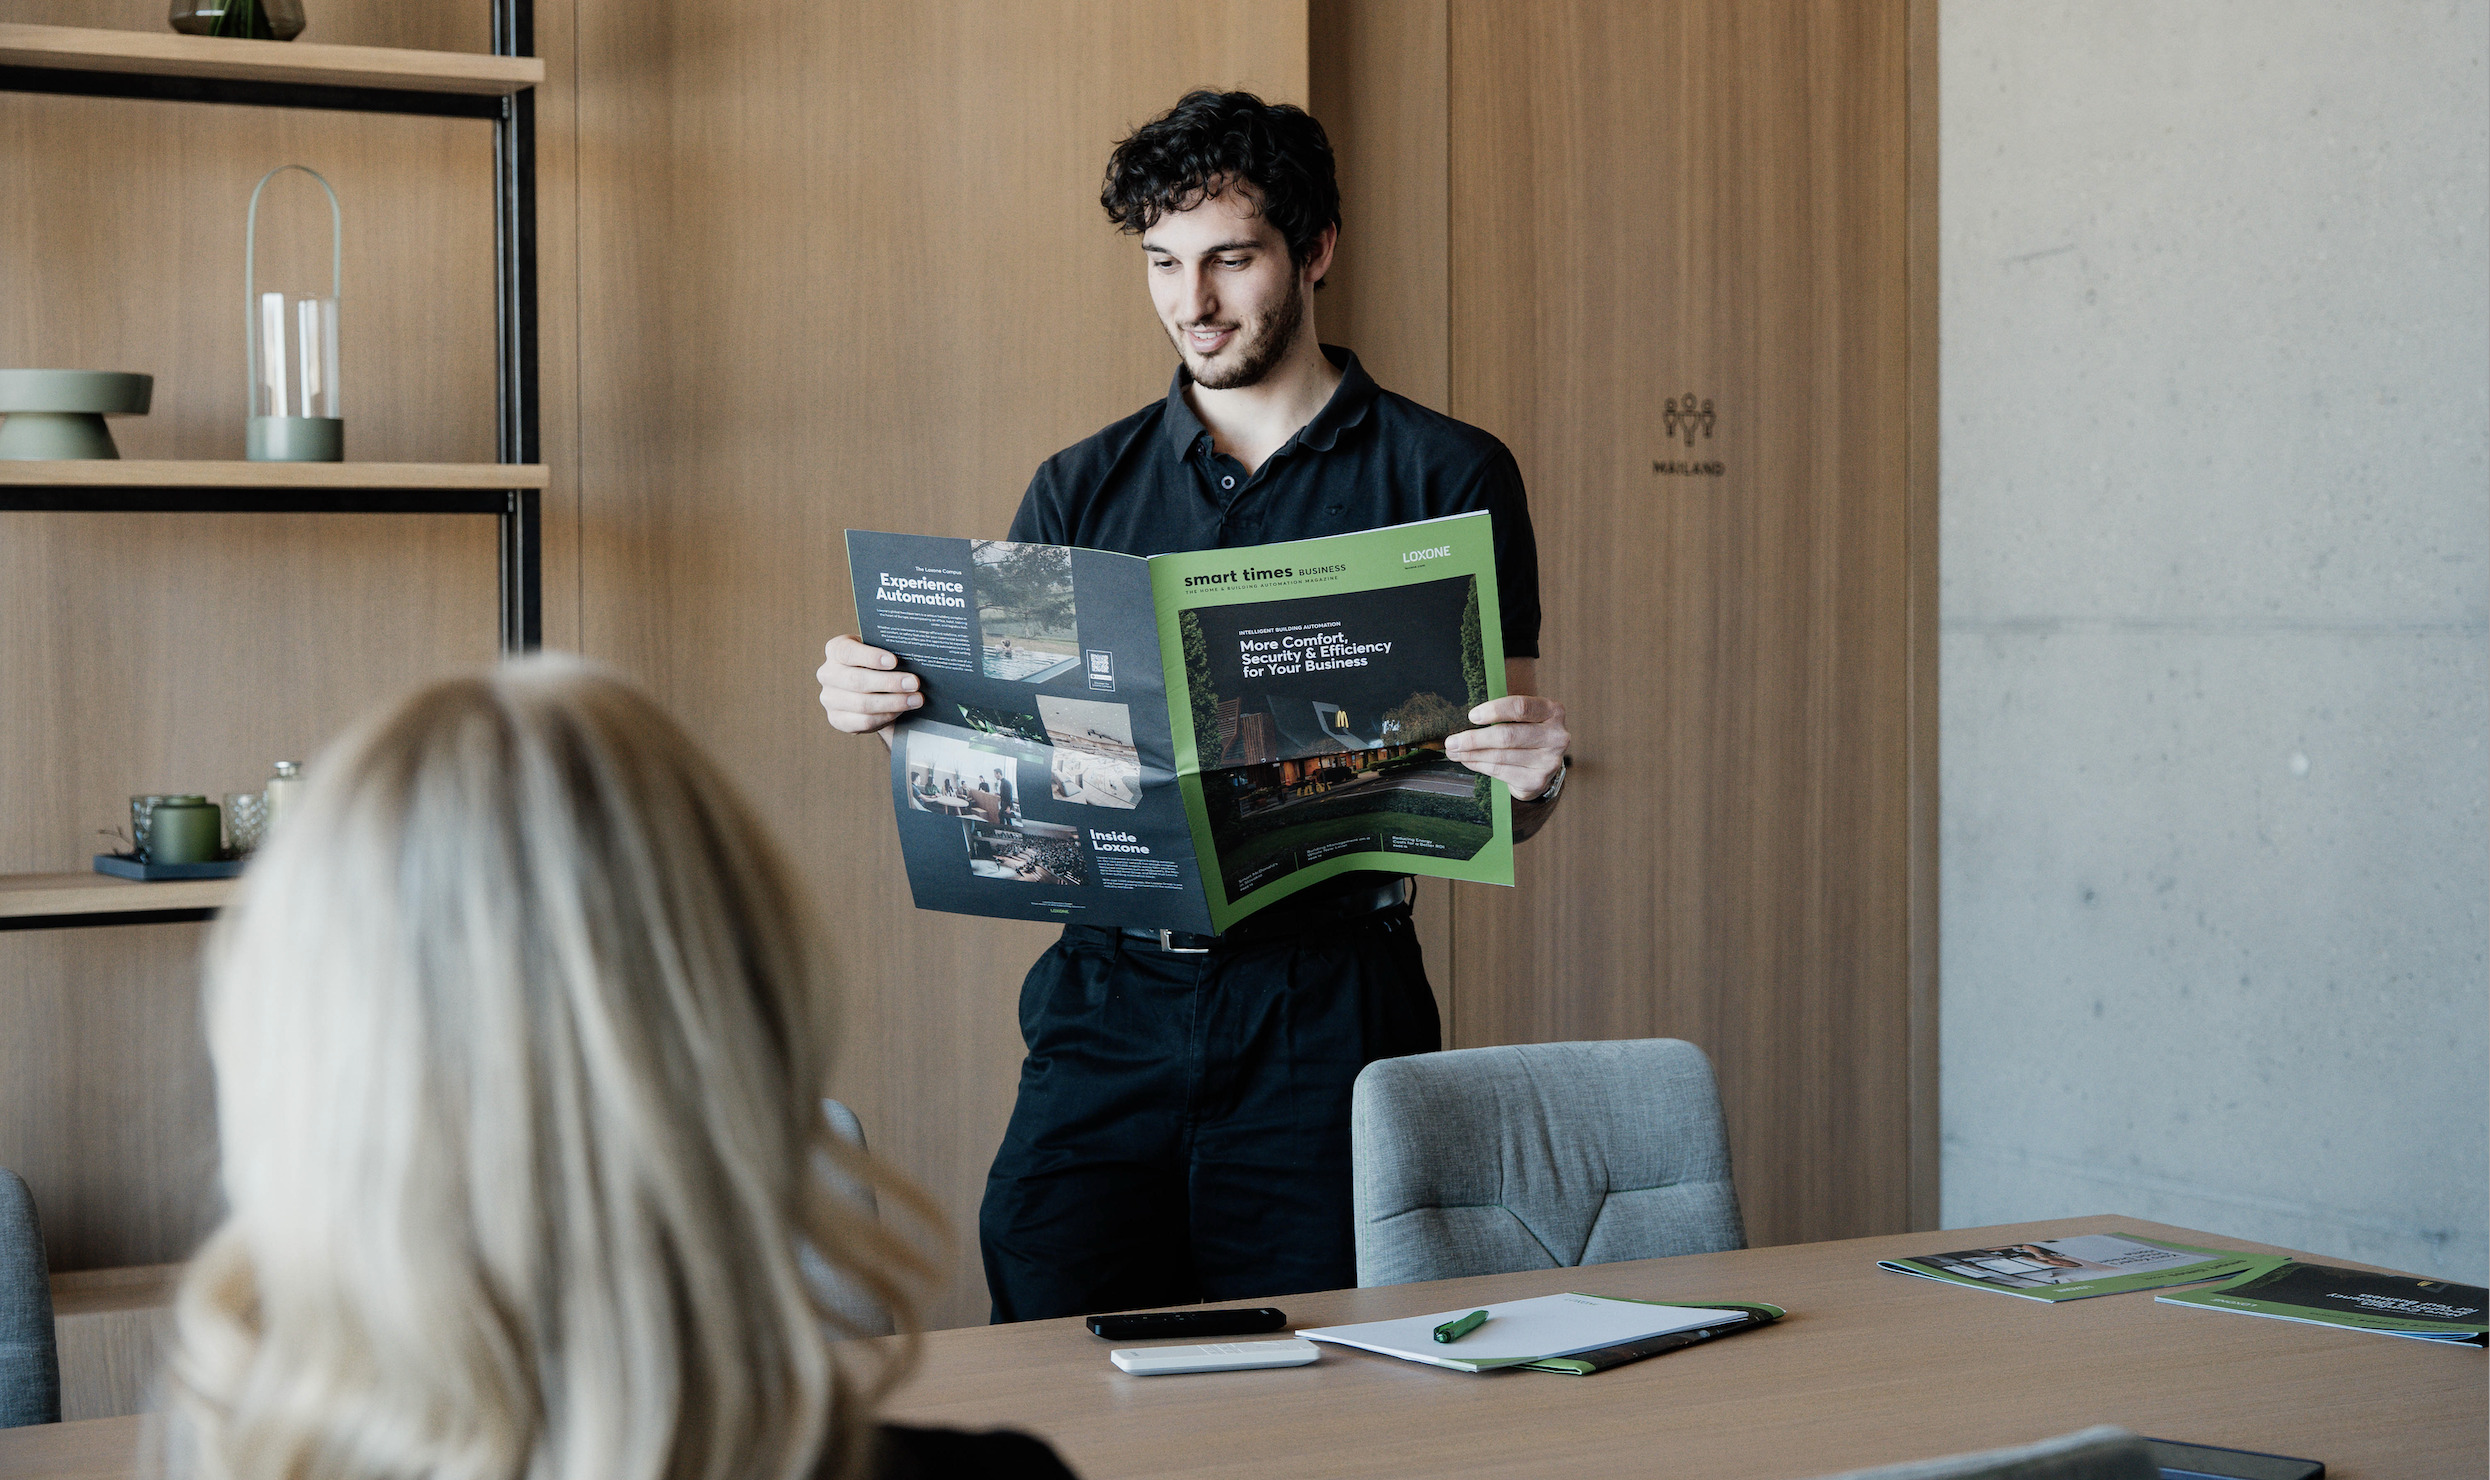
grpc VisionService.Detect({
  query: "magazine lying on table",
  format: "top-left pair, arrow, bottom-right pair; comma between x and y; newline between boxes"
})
1877,1232 -> 2266,1302
2156,1260 -> 2490,1344
846,512 -> 1515,934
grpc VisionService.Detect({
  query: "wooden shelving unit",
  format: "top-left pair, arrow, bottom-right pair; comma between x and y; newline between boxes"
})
0,21 -> 540,102
2,11 -> 542,940
0,872 -> 235,931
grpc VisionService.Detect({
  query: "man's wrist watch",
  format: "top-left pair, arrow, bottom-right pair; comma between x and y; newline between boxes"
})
1522,755 -> 1570,805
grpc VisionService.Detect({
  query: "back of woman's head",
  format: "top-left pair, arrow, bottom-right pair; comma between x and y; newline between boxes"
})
171,655 -> 924,1480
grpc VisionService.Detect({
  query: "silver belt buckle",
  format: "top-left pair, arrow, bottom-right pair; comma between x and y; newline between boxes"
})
1158,929 -> 1211,954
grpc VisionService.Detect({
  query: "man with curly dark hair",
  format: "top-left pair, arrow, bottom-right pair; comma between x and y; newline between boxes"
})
819,90 -> 1570,1322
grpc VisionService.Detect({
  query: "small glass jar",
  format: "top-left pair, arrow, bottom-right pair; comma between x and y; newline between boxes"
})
223,792 -> 269,856
168,0 -> 306,41
128,793 -> 176,860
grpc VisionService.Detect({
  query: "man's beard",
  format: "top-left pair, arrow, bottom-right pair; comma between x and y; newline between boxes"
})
1173,284 -> 1305,391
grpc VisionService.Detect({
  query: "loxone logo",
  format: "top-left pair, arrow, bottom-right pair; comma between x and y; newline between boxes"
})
1402,545 -> 1452,564
1663,391 -> 1715,447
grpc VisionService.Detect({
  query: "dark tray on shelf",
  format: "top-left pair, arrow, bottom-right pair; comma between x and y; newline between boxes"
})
94,853 -> 244,881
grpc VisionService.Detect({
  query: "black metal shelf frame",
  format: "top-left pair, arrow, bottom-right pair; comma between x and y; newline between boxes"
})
0,907 -> 220,934
0,1 -> 541,653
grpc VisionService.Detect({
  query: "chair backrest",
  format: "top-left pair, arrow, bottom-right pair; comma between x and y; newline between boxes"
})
0,1167 -> 60,1428
1812,1425 -> 2160,1480
819,1098 -> 880,1220
1350,1038 -> 1745,1287
808,1100 -> 893,1337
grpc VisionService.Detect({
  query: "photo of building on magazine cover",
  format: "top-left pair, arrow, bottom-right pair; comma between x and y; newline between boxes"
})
1178,574 -> 1496,903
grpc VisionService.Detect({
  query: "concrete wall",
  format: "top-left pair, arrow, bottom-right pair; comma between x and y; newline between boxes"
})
1940,2 -> 2488,1282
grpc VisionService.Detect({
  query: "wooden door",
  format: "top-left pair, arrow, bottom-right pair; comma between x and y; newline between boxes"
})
1318,0 -> 1936,1246
1444,0 -> 1933,1244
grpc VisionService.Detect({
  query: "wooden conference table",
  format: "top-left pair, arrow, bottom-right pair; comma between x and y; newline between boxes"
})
4,1216 -> 2479,1479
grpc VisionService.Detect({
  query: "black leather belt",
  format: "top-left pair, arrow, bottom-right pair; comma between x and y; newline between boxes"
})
1097,877 -> 1412,954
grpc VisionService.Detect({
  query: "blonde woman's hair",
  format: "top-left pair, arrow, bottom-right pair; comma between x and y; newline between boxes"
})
168,656 -> 935,1480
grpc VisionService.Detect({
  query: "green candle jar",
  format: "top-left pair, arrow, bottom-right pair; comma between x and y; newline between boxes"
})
147,796 -> 223,865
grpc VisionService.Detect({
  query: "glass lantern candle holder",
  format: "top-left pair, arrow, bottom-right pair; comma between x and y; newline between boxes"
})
253,291 -> 339,452
245,166 -> 345,462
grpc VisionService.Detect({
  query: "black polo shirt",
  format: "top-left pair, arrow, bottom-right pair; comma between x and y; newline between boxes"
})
1007,345 -> 1540,658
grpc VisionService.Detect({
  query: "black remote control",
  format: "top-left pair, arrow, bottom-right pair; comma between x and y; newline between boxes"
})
1085,1306 -> 1288,1340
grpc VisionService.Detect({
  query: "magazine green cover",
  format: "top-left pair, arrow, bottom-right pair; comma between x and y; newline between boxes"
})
847,512 -> 1515,934
2156,1260 -> 2490,1344
1151,514 -> 1511,932
1878,1232 -> 2267,1302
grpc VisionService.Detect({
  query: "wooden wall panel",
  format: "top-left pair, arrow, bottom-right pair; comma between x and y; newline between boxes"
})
531,0 -> 584,654
574,2 -> 1309,1333
0,0 -> 576,1271
1308,0 -> 1448,406
1444,1 -> 1923,1246
49,1263 -> 179,1421
1309,0 -> 1458,1028
0,925 -> 221,1272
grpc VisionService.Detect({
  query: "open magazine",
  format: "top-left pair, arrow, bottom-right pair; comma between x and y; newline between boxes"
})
847,512 -> 1515,934
1878,1232 -> 2265,1302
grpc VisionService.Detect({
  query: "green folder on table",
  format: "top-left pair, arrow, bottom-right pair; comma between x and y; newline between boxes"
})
1298,1292 -> 1784,1374
1516,1301 -> 1786,1375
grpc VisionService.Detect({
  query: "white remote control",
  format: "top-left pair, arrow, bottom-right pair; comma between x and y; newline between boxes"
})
1109,1339 -> 1320,1376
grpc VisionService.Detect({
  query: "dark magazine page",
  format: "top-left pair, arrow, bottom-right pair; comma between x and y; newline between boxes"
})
2160,1260 -> 2490,1341
847,530 -> 1214,934
1151,513 -> 1515,933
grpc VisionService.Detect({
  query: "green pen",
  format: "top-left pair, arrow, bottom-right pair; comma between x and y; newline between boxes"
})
1433,1309 -> 1490,1343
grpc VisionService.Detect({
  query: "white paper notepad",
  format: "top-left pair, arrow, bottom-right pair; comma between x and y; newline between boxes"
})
1297,1293 -> 1742,1372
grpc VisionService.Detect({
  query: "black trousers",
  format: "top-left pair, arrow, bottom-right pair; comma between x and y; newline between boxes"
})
978,907 -> 1441,1323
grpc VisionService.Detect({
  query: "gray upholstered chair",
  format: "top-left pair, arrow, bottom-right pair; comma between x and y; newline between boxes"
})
1812,1425 -> 2159,1480
1350,1038 -> 1745,1287
0,1167 -> 61,1428
819,1099 -> 880,1221
807,1099 -> 893,1336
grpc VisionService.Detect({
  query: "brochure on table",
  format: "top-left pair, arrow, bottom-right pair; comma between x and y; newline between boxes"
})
847,512 -> 1513,934
2157,1260 -> 2490,1344
1297,1293 -> 1753,1373
1878,1232 -> 2264,1302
